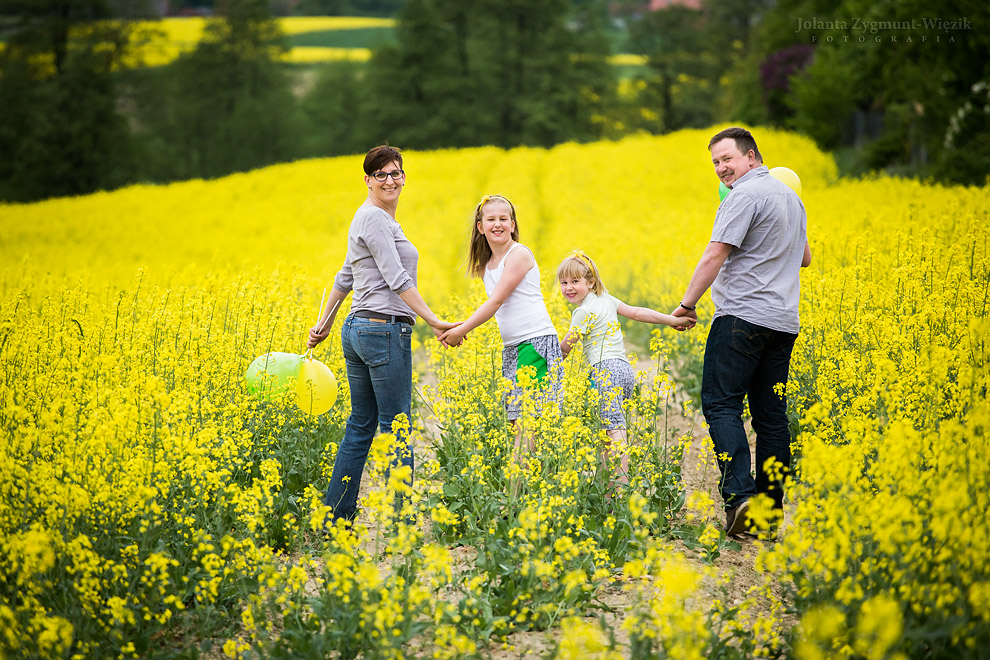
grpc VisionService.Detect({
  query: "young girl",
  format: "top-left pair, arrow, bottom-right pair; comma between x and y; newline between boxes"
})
439,194 -> 562,426
557,250 -> 692,467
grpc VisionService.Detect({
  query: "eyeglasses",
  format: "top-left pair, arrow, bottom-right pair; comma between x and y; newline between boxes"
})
371,169 -> 405,181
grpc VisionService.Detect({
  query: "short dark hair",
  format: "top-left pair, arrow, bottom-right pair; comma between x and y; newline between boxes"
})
364,144 -> 403,175
708,127 -> 762,163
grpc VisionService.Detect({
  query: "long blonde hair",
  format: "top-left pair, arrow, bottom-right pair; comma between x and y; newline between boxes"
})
555,250 -> 605,295
467,194 -> 519,278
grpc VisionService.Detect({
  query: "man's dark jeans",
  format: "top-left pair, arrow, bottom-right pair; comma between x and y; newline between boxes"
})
701,315 -> 797,511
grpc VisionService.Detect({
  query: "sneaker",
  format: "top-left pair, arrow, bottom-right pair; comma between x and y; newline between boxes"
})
725,499 -> 750,537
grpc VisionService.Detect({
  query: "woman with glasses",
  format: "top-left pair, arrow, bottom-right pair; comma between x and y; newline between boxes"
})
307,144 -> 457,527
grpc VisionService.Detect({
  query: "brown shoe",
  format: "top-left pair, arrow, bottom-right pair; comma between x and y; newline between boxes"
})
725,499 -> 750,537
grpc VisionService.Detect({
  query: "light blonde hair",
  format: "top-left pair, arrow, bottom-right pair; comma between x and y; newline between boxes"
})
467,194 -> 519,278
556,250 -> 605,295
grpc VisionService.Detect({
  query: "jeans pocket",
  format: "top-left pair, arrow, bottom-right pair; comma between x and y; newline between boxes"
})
399,324 -> 412,350
356,329 -> 391,367
730,317 -> 769,353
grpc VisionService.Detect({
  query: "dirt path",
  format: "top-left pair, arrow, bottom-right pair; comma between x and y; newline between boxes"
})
213,352 -> 776,660
405,348 -> 770,657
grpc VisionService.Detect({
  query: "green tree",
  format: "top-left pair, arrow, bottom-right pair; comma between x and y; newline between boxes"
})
294,0 -> 351,14
134,0 -> 302,180
360,0 -> 615,150
0,0 -> 155,201
298,60 -> 373,157
294,0 -> 402,16
360,0 -> 478,148
473,0 -> 615,147
749,0 -> 990,182
628,5 -> 719,132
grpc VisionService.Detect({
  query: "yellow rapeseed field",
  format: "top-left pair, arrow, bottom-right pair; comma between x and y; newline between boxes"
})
1,129 -> 988,659
122,16 -> 392,67
0,16 -> 650,69
0,16 -> 388,70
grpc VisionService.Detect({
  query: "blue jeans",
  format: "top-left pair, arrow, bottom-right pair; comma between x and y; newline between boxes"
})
701,315 -> 797,511
324,315 -> 413,523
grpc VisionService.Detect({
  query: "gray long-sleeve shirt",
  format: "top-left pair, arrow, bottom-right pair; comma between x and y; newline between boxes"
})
333,201 -> 418,319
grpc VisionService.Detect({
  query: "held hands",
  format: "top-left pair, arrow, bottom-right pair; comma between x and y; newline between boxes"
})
438,323 -> 468,348
671,305 -> 698,332
309,318 -> 464,348
431,319 -> 467,347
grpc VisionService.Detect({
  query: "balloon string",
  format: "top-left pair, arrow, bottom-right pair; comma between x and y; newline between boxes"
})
318,300 -> 339,334
316,288 -> 326,325
305,288 -> 327,358
306,295 -> 340,358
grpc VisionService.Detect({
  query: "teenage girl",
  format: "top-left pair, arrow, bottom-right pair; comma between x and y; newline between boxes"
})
439,194 -> 562,425
557,250 -> 693,476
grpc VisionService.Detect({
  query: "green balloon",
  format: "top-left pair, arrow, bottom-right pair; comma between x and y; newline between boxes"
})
245,352 -> 303,399
718,181 -> 731,202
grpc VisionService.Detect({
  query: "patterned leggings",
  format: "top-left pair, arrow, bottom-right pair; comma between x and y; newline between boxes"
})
590,358 -> 635,430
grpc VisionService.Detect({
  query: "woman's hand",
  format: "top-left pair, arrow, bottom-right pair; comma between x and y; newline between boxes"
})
438,324 -> 467,348
307,289 -> 346,348
307,323 -> 331,348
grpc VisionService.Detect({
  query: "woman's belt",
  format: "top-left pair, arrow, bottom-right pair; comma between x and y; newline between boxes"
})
352,310 -> 415,325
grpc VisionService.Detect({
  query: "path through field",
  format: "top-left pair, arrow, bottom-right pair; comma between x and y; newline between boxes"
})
402,347 -> 772,657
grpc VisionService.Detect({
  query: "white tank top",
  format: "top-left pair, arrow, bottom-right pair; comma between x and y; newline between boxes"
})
483,243 -> 557,346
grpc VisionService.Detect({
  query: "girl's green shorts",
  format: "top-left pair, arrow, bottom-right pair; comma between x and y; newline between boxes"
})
515,341 -> 549,386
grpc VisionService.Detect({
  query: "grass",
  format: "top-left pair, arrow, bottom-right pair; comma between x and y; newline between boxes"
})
284,26 -> 395,49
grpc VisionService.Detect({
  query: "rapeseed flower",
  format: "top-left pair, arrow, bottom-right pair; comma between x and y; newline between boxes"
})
2,129 -> 986,659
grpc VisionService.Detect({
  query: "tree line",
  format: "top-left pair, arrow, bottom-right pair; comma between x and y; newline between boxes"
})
0,0 -> 987,203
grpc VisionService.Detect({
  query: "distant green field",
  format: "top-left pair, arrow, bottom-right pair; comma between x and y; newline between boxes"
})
285,26 -> 395,49
0,20 -> 648,73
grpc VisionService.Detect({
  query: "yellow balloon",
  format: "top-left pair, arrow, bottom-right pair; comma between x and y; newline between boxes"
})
769,166 -> 802,196
295,357 -> 338,416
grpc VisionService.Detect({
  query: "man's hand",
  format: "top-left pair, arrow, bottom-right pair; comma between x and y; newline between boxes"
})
670,313 -> 697,331
430,319 -> 460,340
